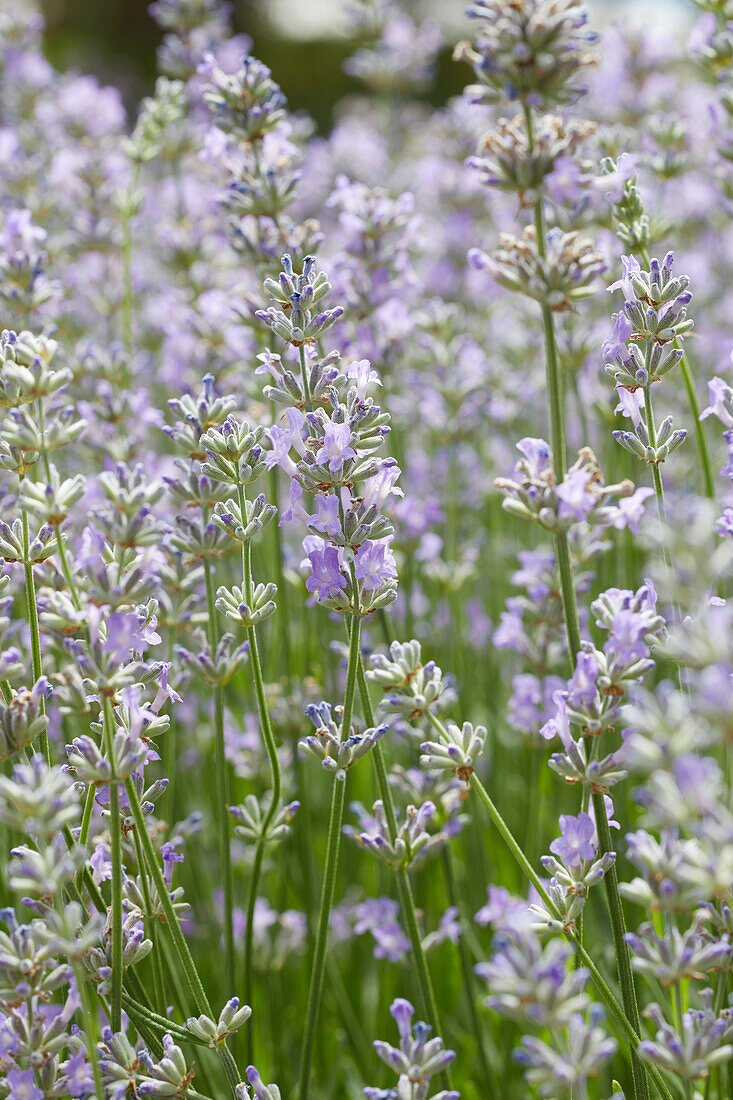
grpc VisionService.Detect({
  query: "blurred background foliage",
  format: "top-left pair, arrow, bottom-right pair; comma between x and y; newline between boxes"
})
39,0 -> 467,131
38,0 -> 691,133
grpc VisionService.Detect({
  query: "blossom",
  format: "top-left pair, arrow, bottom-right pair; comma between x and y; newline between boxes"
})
354,539 -> 397,591
515,436 -> 552,478
611,486 -> 653,535
606,609 -> 649,665
304,543 -> 346,601
305,493 -> 342,538
602,311 -> 633,362
700,375 -> 733,429
346,358 -> 381,397
315,421 -> 356,473
556,468 -> 595,521
6,1068 -> 44,1100
567,651 -> 598,708
607,253 -> 641,299
549,812 -> 597,870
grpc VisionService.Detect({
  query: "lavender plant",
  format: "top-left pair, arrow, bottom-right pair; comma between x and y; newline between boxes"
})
0,1 -> 732,1099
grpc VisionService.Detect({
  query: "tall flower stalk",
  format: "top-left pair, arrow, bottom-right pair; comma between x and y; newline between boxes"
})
202,414 -> 281,1064
460,4 -> 652,1097
297,591 -> 361,1100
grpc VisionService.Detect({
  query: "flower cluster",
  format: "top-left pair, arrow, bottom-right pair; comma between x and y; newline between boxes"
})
496,437 -> 649,535
364,997 -> 458,1100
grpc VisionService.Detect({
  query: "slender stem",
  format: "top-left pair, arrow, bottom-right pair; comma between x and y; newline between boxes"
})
643,386 -> 678,592
677,348 -> 715,499
523,103 -> 567,478
461,760 -> 672,1100
132,822 -> 166,1013
441,847 -> 496,1094
121,993 -> 201,1044
202,556 -> 234,987
21,509 -> 49,764
244,835 -> 266,1067
122,776 -> 242,1095
554,531 -> 582,660
298,344 -> 314,412
297,594 -> 361,1100
297,772 -> 347,1100
235,480 -> 282,1068
268,465 -> 292,679
356,657 -> 446,1047
79,783 -> 95,848
593,789 -> 648,1100
524,94 -> 650,1100
36,399 -> 81,610
75,782 -> 98,896
72,960 -> 105,1100
102,695 -> 124,1033
643,385 -> 666,524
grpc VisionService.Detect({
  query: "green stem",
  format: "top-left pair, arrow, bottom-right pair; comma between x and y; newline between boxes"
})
268,465 -> 292,679
593,789 -> 648,1100
102,695 -> 123,1033
202,556 -> 234,988
678,348 -> 715,499
132,822 -> 166,1014
297,594 -> 361,1100
643,386 -> 678,592
235,482 -> 282,1068
441,847 -> 496,1094
356,657 -> 445,1044
523,103 -> 567,479
21,509 -> 49,764
554,531 -> 582,659
643,385 -> 666,525
72,960 -> 105,1100
36,399 -> 81,610
244,835 -> 266,1067
298,343 -> 314,412
79,783 -> 95,848
460,760 -> 671,1100
524,95 -> 650,1100
121,993 -> 201,1044
122,776 -> 242,1095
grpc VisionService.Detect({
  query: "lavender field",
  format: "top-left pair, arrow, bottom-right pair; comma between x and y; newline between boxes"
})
1,0 -> 733,1097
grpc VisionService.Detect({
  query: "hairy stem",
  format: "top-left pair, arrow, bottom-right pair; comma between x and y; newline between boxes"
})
298,343 -> 314,412
122,776 -> 242,1094
21,509 -> 49,764
202,556 -> 234,988
356,657 -> 446,1046
523,95 -> 649,1100
131,822 -> 166,1013
102,695 -> 123,1033
441,847 -> 496,1094
297,592 -> 361,1100
453,750 -> 671,1100
235,481 -> 282,1067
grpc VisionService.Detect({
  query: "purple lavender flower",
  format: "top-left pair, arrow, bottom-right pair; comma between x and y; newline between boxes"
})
315,421 -> 357,474
549,812 -> 597,871
304,542 -> 347,601
354,539 -> 397,592
6,1068 -> 44,1100
566,651 -> 598,708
